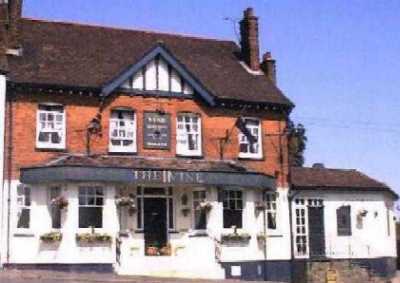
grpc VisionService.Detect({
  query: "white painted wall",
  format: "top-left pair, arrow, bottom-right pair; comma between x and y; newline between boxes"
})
8,182 -> 118,264
292,190 -> 397,259
0,75 -> 6,266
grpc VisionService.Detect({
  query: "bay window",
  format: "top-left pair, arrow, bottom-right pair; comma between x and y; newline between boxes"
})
109,109 -> 136,153
17,185 -> 31,229
176,113 -> 201,156
238,117 -> 262,159
78,187 -> 104,228
223,189 -> 243,229
36,104 -> 66,149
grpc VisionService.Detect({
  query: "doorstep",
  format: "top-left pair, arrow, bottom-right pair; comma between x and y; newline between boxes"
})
0,269 -> 283,283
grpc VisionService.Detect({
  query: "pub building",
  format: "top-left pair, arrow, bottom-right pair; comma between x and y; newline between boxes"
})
0,2 -> 397,282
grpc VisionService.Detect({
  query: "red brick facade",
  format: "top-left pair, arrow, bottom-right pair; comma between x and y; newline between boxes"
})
5,90 -> 289,187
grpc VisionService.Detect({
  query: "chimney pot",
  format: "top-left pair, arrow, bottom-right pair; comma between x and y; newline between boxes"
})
240,7 -> 260,71
260,51 -> 277,85
312,163 -> 325,169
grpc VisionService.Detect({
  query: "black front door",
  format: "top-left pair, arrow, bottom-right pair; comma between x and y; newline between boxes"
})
308,206 -> 325,258
144,198 -> 167,254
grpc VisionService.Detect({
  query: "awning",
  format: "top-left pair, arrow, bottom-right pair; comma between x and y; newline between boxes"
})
20,166 -> 275,189
20,155 -> 276,189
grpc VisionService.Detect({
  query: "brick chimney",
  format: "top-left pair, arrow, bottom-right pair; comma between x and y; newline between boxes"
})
7,0 -> 23,49
240,7 -> 260,71
260,51 -> 276,84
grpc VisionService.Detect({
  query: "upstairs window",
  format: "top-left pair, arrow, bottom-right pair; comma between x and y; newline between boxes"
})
237,118 -> 262,159
264,192 -> 278,230
78,187 -> 104,228
17,185 -> 31,229
36,104 -> 65,149
337,205 -> 352,236
109,109 -> 136,153
176,113 -> 201,156
192,190 -> 207,230
223,189 -> 243,229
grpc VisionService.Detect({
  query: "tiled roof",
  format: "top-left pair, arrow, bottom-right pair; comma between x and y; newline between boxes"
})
8,18 -> 293,107
29,154 -> 257,174
291,166 -> 397,197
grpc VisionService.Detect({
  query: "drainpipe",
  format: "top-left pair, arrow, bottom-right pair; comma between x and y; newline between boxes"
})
5,82 -> 13,265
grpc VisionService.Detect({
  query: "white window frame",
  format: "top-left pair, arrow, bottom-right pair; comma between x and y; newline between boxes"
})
293,198 -> 308,258
109,109 -> 137,153
176,113 -> 202,156
222,188 -> 244,229
36,104 -> 66,150
78,186 -> 105,230
238,117 -> 263,159
16,185 -> 31,231
264,192 -> 278,232
192,188 -> 207,231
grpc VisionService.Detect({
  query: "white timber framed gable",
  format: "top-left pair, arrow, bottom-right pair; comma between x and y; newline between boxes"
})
102,44 -> 215,106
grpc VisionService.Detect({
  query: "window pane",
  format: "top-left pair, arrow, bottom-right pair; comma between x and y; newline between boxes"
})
17,209 -> 30,228
194,210 -> 206,230
79,207 -> 103,228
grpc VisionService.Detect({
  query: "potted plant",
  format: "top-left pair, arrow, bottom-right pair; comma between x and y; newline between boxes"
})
51,196 -> 68,210
256,233 -> 266,243
115,195 -> 135,207
159,243 -> 172,256
40,231 -> 63,243
146,246 -> 159,256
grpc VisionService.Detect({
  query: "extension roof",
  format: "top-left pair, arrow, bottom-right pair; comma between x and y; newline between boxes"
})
7,18 -> 293,107
291,166 -> 397,198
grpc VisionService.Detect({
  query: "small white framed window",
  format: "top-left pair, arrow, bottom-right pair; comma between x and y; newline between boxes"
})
223,189 -> 243,229
36,104 -> 66,149
17,185 -> 31,229
192,189 -> 207,230
176,113 -> 202,156
78,187 -> 104,228
264,192 -> 278,230
238,117 -> 262,159
109,109 -> 136,153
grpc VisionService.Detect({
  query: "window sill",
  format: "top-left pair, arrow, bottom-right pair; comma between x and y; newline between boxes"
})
14,231 -> 34,237
108,151 -> 137,156
176,154 -> 203,159
237,156 -> 264,161
35,147 -> 67,153
188,230 -> 208,237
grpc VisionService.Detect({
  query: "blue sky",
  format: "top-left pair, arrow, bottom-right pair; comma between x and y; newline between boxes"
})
24,1 -> 400,196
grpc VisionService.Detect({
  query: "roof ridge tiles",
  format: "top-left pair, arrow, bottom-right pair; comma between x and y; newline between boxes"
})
21,17 -> 235,44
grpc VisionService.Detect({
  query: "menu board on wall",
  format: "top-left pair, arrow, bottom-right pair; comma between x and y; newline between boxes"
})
143,112 -> 170,149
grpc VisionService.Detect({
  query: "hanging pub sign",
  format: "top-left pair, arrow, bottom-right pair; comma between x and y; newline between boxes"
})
143,111 -> 171,149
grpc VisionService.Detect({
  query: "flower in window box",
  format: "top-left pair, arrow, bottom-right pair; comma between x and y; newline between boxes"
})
40,231 -> 63,243
51,196 -> 68,210
75,232 -> 112,244
198,201 -> 213,212
221,232 -> 251,244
